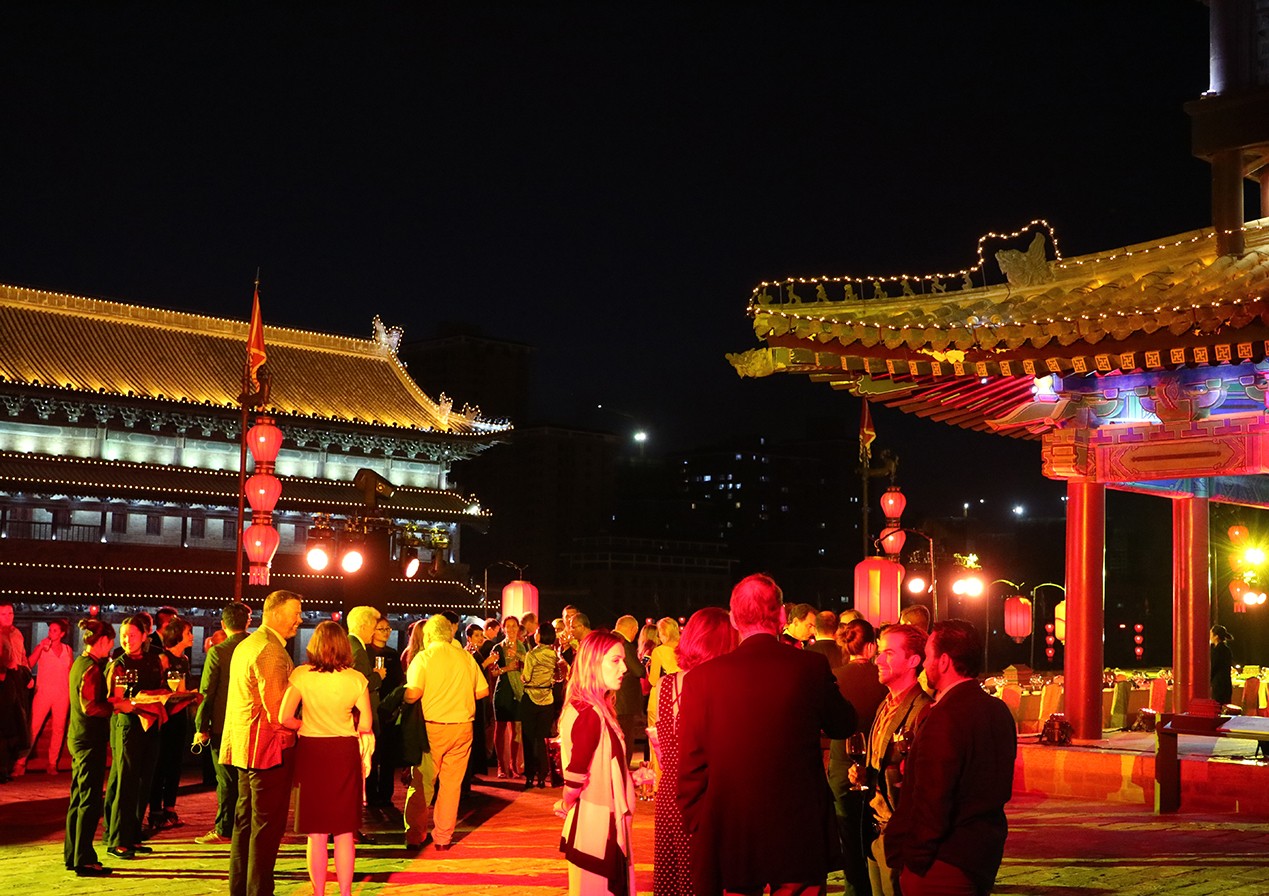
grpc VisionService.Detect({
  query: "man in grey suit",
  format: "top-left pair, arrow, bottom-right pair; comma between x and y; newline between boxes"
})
193,601 -> 251,845
220,590 -> 301,896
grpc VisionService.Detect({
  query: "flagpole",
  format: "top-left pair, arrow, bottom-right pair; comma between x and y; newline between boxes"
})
233,273 -> 260,601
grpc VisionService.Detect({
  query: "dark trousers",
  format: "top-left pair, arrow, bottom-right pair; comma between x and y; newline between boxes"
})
365,726 -> 399,807
229,752 -> 295,896
617,712 -> 640,767
64,739 -> 107,869
836,788 -> 871,896
104,715 -> 159,849
520,695 -> 554,783
210,735 -> 238,837
149,712 -> 187,817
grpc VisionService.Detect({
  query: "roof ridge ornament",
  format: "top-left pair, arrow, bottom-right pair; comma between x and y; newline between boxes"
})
372,316 -> 404,354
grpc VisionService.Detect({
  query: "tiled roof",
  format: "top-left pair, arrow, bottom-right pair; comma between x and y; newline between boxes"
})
747,221 -> 1269,356
0,451 -> 490,529
0,283 -> 510,437
733,220 -> 1269,438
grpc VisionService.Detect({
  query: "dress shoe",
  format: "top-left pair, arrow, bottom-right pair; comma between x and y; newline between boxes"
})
74,864 -> 112,877
403,834 -> 432,852
355,831 -> 378,845
106,847 -> 136,860
132,844 -> 153,854
194,830 -> 230,845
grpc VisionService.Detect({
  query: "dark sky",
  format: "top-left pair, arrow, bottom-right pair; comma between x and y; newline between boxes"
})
0,3 -> 1217,518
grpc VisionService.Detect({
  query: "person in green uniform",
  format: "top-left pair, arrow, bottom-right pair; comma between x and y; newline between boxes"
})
103,616 -> 163,860
65,618 -> 116,877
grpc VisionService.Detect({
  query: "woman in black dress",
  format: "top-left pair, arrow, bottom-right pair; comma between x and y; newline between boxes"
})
103,616 -> 163,860
491,615 -> 525,777
65,618 -> 116,877
148,615 -> 193,831
1211,624 -> 1235,705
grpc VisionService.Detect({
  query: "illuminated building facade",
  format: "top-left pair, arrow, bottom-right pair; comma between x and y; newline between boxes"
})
0,283 -> 511,630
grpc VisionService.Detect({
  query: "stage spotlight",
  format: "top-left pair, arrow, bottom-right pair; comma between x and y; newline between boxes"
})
341,544 -> 365,574
305,521 -> 335,571
402,546 -> 420,578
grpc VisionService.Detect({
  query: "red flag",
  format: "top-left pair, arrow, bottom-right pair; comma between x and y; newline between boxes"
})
246,287 -> 266,390
860,399 -> 876,463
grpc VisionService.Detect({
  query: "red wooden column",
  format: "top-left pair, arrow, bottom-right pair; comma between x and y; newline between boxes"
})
1065,479 -> 1106,740
1172,493 -> 1211,714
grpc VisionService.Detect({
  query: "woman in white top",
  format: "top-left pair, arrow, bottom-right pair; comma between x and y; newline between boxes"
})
281,621 -> 372,896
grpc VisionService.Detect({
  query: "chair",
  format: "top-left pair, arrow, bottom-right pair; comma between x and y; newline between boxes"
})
1242,676 -> 1262,717
1109,680 -> 1132,729
1037,681 -> 1063,720
1000,683 -> 1023,725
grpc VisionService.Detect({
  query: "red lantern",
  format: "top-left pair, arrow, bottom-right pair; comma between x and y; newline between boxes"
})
1230,551 -> 1246,572
880,526 -> 906,555
245,473 -> 282,514
1045,647 -> 1056,659
244,522 -> 280,585
1133,623 -> 1144,633
1229,525 -> 1250,546
247,416 -> 284,467
1231,580 -> 1248,600
1044,623 -> 1054,633
879,486 -> 907,521
331,611 -> 342,622
1045,634 -> 1055,646
1003,596 -> 1032,643
1133,635 -> 1144,645
1134,646 -> 1144,659
854,556 -> 904,629
502,579 -> 540,621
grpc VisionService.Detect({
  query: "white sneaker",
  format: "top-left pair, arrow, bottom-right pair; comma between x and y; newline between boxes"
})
194,830 -> 230,845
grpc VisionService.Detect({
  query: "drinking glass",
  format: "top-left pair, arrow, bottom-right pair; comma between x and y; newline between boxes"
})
847,733 -> 869,791
167,669 -> 184,692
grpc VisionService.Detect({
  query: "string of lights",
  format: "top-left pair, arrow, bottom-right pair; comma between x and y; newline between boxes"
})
745,219 -> 1269,335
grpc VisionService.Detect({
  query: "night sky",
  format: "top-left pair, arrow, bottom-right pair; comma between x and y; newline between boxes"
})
0,3 -> 1217,520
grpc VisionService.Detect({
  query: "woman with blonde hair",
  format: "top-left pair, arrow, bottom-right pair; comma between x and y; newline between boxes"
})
280,621 -> 372,896
646,617 -> 680,730
555,629 -> 636,896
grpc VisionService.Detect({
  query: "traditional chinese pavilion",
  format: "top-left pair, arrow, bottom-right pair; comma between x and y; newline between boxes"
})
728,3 -> 1269,740
0,283 -> 511,619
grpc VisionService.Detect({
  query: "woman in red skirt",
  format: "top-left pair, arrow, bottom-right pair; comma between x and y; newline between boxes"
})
280,621 -> 373,896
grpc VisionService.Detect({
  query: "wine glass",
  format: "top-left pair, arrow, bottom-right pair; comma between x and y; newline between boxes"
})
847,733 -> 869,792
167,669 -> 184,692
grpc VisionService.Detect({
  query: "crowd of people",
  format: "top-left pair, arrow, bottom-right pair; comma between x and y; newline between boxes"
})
0,583 -> 1020,895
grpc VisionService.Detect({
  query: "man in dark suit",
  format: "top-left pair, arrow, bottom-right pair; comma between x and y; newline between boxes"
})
858,623 -> 932,896
221,590 -> 301,896
885,620 -> 1015,896
807,610 -> 844,669
347,605 -> 383,843
780,602 -> 816,649
193,601 -> 252,845
346,605 -> 383,729
678,574 -> 856,896
613,615 -> 647,767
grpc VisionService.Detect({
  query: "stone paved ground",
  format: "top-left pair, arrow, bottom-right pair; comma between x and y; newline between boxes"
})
4,764 -> 1269,895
